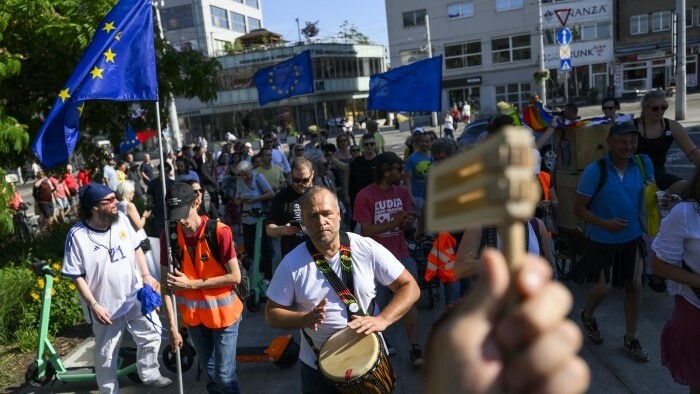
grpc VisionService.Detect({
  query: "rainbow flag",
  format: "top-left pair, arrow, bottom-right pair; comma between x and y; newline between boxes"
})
523,102 -> 554,131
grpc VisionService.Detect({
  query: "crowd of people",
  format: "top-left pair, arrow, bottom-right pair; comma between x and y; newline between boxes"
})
21,89 -> 696,393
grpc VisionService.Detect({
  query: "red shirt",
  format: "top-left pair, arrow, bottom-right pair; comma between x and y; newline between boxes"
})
353,183 -> 412,259
9,191 -> 22,211
159,216 -> 237,268
63,172 -> 78,190
77,169 -> 91,187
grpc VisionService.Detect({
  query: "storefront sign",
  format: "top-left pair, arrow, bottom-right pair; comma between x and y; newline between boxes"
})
465,76 -> 482,86
543,0 -> 611,27
545,40 -> 613,68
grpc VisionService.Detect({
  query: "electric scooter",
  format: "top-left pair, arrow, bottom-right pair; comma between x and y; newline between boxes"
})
24,259 -> 140,386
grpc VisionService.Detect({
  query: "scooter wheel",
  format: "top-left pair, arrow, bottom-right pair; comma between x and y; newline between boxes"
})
246,293 -> 261,313
25,361 -> 55,387
273,337 -> 299,369
162,342 -> 196,373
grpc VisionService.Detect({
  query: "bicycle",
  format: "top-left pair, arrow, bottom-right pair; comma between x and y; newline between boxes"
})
13,202 -> 34,242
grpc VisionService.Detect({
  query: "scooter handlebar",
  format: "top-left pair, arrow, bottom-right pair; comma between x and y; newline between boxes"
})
30,259 -> 55,277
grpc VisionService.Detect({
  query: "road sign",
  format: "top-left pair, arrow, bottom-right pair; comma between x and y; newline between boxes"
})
559,45 -> 571,59
556,28 -> 572,46
560,58 -> 572,72
554,8 -> 571,26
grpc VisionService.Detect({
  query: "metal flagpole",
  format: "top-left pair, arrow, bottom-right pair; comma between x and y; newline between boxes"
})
538,0 -> 547,106
425,15 -> 438,128
155,100 -> 184,394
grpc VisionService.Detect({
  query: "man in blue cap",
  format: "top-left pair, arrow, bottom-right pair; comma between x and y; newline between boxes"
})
62,183 -> 172,392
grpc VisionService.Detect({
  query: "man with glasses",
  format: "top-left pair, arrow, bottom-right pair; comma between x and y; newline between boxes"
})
345,134 -> 378,222
366,119 -> 385,153
62,183 -> 171,391
354,152 -> 423,366
266,157 -> 315,258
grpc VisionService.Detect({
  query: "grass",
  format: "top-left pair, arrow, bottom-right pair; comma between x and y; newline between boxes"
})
0,352 -> 14,390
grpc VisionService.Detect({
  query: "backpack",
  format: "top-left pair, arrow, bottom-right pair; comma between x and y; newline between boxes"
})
204,219 -> 250,300
586,154 -> 648,209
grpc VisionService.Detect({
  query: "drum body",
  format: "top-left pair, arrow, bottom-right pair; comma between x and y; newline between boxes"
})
318,327 -> 396,394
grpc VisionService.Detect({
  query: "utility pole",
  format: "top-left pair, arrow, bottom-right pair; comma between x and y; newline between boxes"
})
538,0 -> 547,106
426,15 -> 438,127
154,0 -> 183,149
676,0 -> 687,120
296,18 -> 302,43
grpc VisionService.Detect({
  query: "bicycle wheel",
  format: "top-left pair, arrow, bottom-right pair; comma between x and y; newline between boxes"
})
553,235 -> 576,280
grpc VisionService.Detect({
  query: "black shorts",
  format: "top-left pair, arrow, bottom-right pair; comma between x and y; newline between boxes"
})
37,201 -> 54,219
573,237 -> 646,290
654,169 -> 683,191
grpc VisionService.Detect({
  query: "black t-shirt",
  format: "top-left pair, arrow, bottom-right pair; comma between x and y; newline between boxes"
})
267,186 -> 308,257
348,156 -> 377,204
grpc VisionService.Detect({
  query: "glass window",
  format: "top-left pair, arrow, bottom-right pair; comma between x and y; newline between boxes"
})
494,82 -> 530,110
448,2 -> 474,19
403,9 -> 427,27
622,64 -> 647,91
652,11 -> 671,32
245,0 -> 259,9
492,34 -> 530,63
630,14 -> 649,35
161,5 -> 195,30
399,49 -> 428,65
230,12 -> 246,33
248,17 -> 261,31
687,8 -> 694,28
210,6 -> 228,29
444,41 -> 482,69
496,0 -> 523,12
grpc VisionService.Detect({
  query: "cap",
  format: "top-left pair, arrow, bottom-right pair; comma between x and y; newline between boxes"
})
166,183 -> 196,221
608,121 -> 640,137
412,127 -> 425,135
5,174 -> 18,184
375,152 -> 404,173
79,183 -> 114,209
366,119 -> 378,127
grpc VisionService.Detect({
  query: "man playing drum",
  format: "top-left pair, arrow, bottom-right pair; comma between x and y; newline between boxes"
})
265,186 -> 420,393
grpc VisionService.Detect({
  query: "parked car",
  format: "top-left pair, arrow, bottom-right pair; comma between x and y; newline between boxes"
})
457,118 -> 555,173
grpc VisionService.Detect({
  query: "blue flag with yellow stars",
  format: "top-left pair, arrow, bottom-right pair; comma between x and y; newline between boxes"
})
367,55 -> 443,112
33,0 -> 157,169
253,51 -> 314,106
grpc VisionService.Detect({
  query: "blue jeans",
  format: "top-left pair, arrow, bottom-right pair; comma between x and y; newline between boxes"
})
188,317 -> 242,394
444,278 -> 474,306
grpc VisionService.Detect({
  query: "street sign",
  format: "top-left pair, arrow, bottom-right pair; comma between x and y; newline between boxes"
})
559,45 -> 571,59
560,58 -> 572,72
554,8 -> 571,26
556,28 -> 572,46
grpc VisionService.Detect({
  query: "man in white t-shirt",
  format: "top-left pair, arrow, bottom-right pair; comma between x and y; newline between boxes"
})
62,183 -> 171,392
265,186 -> 420,392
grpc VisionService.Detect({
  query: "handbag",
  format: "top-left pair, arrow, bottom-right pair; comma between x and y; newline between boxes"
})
633,155 -> 660,236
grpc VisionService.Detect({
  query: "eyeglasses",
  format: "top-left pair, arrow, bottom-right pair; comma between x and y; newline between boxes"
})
292,175 -> 312,184
364,142 -> 375,147
294,149 -> 304,153
351,149 -> 361,153
99,196 -> 117,205
603,106 -> 616,110
192,189 -> 202,195
650,105 -> 668,112
337,139 -> 347,143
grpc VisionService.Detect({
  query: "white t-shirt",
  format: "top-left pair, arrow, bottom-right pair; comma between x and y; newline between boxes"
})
652,201 -> 700,308
266,233 -> 405,368
63,212 -> 143,321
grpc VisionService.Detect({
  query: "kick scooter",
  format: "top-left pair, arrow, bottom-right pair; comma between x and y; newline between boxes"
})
244,207 -> 268,313
25,259 -> 140,386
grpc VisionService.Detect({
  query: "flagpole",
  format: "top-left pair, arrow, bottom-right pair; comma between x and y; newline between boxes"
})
425,15 -> 438,128
154,0 -> 183,149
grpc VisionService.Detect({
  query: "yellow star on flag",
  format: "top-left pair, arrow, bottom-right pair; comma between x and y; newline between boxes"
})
77,103 -> 85,115
103,48 -> 116,63
90,66 -> 104,79
102,21 -> 116,34
58,88 -> 71,103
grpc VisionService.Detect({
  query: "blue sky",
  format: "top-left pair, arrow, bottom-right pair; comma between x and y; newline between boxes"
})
261,0 -> 389,50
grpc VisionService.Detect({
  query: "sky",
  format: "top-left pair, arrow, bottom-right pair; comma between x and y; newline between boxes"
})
261,0 -> 389,50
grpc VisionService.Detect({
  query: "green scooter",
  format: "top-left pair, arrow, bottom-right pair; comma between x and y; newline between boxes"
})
24,259 -> 141,386
244,207 -> 268,312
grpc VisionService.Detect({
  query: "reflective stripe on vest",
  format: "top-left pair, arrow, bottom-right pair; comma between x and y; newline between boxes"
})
425,233 -> 458,283
175,219 -> 243,329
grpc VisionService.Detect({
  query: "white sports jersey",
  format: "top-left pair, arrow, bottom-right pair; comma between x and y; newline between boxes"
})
63,212 -> 143,320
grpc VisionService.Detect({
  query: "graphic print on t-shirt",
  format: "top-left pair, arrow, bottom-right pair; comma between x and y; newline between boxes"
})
374,197 -> 404,238
292,202 -> 305,237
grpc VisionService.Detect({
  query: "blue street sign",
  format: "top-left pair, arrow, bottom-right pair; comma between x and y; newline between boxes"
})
560,58 -> 572,72
556,28 -> 573,46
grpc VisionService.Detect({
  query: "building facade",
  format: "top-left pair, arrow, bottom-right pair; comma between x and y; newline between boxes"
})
174,43 -> 387,142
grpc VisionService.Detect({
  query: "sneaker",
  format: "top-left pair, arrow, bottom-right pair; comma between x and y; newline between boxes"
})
384,338 -> 396,356
580,310 -> 604,344
624,336 -> 650,363
145,376 -> 173,388
409,343 -> 423,367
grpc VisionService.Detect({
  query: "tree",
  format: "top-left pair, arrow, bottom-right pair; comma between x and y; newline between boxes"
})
339,20 -> 371,44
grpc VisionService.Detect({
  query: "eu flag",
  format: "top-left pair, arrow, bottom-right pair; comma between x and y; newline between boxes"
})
367,56 -> 442,112
253,51 -> 314,106
32,0 -> 158,169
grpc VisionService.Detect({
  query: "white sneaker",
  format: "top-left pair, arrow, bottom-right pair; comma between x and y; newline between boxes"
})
145,376 -> 172,388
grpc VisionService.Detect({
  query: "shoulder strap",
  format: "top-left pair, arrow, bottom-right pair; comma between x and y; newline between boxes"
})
168,222 -> 183,271
204,218 -> 221,263
529,218 -> 545,257
633,154 -> 650,184
664,118 -> 671,133
587,158 -> 607,209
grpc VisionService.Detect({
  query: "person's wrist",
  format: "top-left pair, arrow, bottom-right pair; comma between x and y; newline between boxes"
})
90,301 -> 99,310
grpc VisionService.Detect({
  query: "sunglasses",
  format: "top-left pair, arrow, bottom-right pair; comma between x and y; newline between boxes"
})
603,106 -> 615,110
193,189 -> 202,194
337,139 -> 347,143
351,149 -> 361,152
292,176 -> 312,184
99,196 -> 117,205
364,142 -> 375,147
650,105 -> 668,112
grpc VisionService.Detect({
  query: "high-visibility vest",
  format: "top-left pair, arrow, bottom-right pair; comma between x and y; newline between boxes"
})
538,171 -> 551,201
174,220 -> 243,329
425,232 -> 458,283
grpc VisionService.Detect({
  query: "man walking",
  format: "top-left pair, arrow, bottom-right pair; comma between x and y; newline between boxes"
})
573,121 -> 653,363
265,186 -> 420,391
62,183 -> 171,392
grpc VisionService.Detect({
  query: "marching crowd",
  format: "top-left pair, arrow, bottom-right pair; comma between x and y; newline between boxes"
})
16,89 -> 695,393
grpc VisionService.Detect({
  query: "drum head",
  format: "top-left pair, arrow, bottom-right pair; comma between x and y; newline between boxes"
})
318,327 -> 380,382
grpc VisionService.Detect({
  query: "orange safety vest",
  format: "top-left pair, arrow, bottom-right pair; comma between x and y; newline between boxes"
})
425,232 -> 458,283
174,220 -> 243,329
538,171 -> 551,201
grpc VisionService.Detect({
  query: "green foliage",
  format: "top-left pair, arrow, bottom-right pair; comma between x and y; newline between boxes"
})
0,221 -> 73,264
14,327 -> 39,353
0,266 -> 34,344
339,20 -> 372,44
0,352 -> 14,389
158,45 -> 222,103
